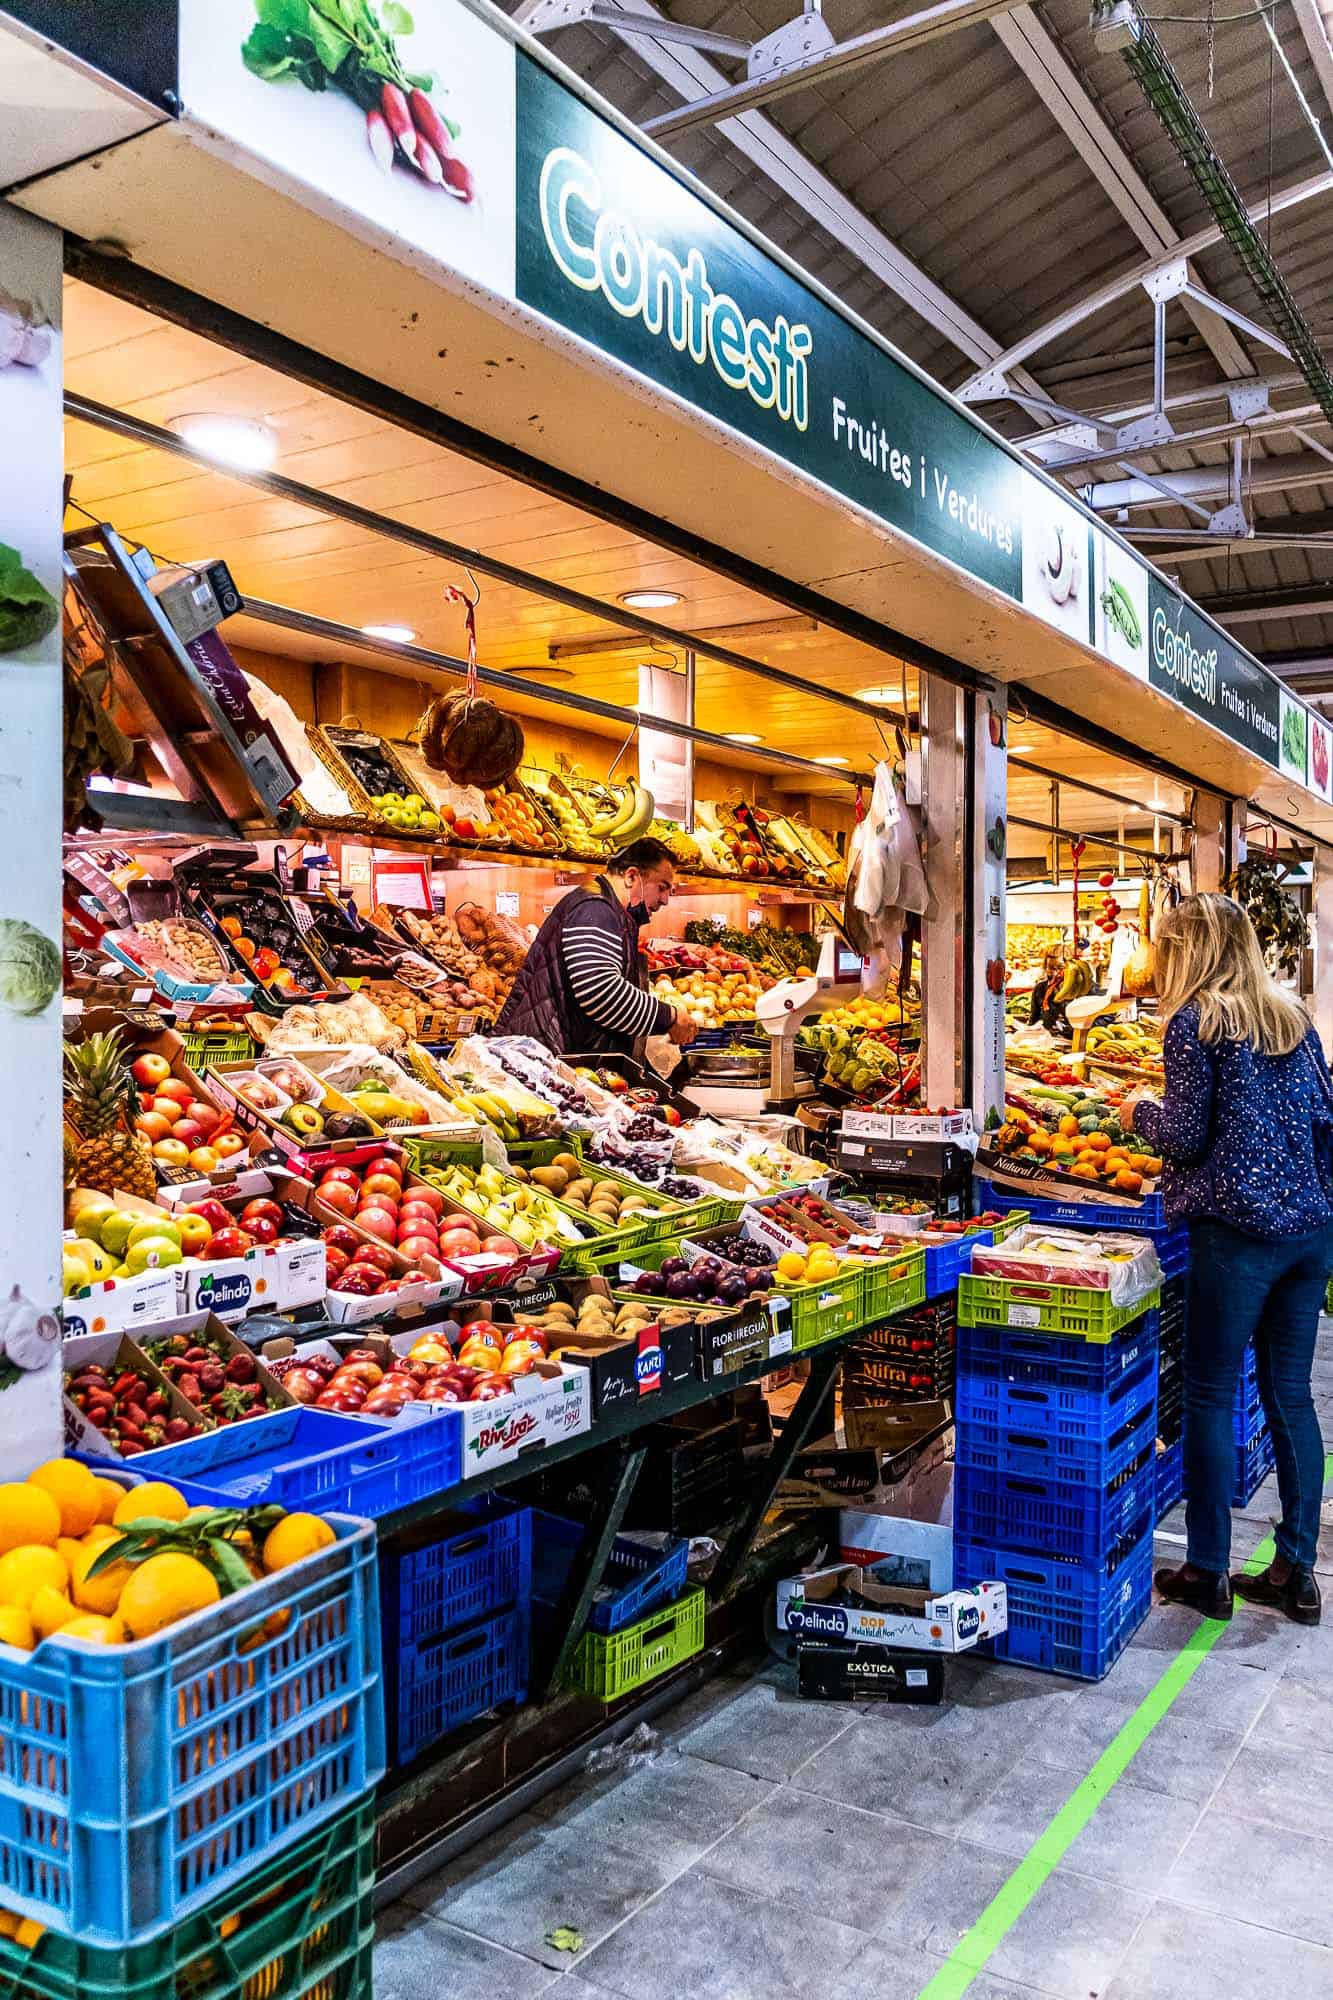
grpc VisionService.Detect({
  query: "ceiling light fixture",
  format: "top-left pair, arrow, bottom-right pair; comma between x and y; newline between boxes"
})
360,623 -> 417,644
619,588 -> 683,610
813,754 -> 849,766
855,684 -> 901,705
724,732 -> 764,744
171,413 -> 278,471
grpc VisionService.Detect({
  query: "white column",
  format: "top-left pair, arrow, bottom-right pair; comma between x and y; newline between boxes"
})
1314,853 -> 1333,1049
970,690 -> 1008,1124
0,202 -> 64,1473
920,674 -> 962,1107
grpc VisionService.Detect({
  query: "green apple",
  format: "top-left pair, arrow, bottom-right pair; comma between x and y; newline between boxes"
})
123,1236 -> 183,1273
63,1251 -> 92,1297
418,812 -> 441,831
128,1216 -> 181,1251
98,1210 -> 140,1257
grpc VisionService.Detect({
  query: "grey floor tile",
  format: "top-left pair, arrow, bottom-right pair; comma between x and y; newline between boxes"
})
374,1907 -> 555,2000
1115,1709 -> 1248,1803
1165,1653 -> 1277,1731
795,1714 -> 1041,1833
826,1941 -> 954,2000
1257,1672 -> 1333,1759
406,1821 -> 674,1971
1029,1689 -> 1138,1772
1105,1900 -> 1333,2000
1211,1739 -> 1333,1841
1061,1778 -> 1203,1891
956,1760 -> 1086,1858
699,1788 -> 950,1932
1165,1805 -> 1333,1944
524,1750 -> 773,1872
877,1840 -> 1013,1955
575,1868 -> 868,2000
673,1677 -> 858,1781
984,1869 -> 1151,2000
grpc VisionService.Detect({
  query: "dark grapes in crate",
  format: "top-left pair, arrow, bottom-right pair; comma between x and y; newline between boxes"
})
630,1250 -> 771,1307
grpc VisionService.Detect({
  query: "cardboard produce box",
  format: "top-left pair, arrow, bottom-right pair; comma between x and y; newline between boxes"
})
61,1258 -> 182,1340
422,1357 -> 592,1478
775,1565 -> 1006,1654
62,1329 -> 207,1461
776,1408 -> 954,1516
517,1277 -> 696,1413
136,1310 -> 295,1427
206,1059 -> 382,1160
163,1169 -> 327,1313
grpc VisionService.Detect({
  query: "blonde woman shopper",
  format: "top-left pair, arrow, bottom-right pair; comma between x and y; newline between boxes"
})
1130,893 -> 1333,1625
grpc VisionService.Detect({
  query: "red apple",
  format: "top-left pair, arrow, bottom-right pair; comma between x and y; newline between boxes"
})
361,1173 -> 401,1204
485,1235 -> 520,1258
136,1112 -> 173,1144
319,1167 -> 361,1191
403,1185 -> 444,1216
244,1215 -> 279,1245
323,1246 -> 350,1281
150,1096 -> 183,1126
375,1277 -> 406,1295
397,1233 -> 439,1264
240,1199 -> 284,1232
470,1375 -> 512,1402
190,1102 -> 221,1134
356,1208 -> 397,1243
171,1119 -> 205,1151
438,1226 -> 483,1259
156,1078 -> 195,1109
187,1198 -> 230,1231
335,1264 -> 380,1296
398,1200 -> 441,1229
365,1156 -> 404,1183
214,1133 -> 246,1159
209,1227 -> 254,1260
132,1053 -> 171,1089
322,1223 -> 363,1255
318,1182 -> 358,1219
351,1242 -> 396,1276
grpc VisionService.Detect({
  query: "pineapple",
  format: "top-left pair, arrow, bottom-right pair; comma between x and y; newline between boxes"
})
64,1030 -> 157,1201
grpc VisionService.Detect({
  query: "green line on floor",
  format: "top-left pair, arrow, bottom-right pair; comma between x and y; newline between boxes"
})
915,1453 -> 1333,2000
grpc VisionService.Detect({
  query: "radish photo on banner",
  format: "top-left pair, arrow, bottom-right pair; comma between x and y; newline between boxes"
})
180,0 -> 518,299
0,205 -> 63,1470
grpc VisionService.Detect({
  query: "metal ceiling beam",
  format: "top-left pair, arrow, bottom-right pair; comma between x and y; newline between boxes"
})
514,0 -> 1038,376
1048,399 -> 1327,475
639,0 -> 1025,140
958,169 -> 1333,398
1291,0 -> 1333,130
1089,448 -> 1333,509
1204,586 -> 1333,627
989,6 -> 1252,384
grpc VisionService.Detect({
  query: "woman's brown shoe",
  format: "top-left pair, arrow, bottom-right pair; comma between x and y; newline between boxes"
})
1232,1564 -> 1321,1625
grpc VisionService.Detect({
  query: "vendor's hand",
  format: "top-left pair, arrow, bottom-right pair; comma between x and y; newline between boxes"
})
668,1011 -> 698,1046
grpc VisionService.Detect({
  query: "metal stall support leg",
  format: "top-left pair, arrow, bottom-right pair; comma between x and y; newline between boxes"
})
533,1442 -> 647,1700
708,1341 -> 844,1600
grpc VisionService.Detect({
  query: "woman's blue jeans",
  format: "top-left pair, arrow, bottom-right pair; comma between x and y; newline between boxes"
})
1185,1219 -> 1332,1574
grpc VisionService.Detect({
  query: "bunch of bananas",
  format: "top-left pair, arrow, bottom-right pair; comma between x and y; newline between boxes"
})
1050,959 -> 1093,1004
578,777 -> 655,849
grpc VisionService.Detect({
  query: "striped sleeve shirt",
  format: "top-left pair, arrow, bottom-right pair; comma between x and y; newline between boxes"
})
560,904 -> 673,1042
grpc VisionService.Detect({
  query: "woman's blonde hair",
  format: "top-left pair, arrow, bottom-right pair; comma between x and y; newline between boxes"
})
1153,891 -> 1309,1056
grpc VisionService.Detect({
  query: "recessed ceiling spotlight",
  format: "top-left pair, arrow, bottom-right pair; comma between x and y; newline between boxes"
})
361,624 -> 417,644
725,732 -> 764,744
855,685 -> 899,704
171,413 -> 278,471
619,588 -> 683,610
813,754 -> 849,766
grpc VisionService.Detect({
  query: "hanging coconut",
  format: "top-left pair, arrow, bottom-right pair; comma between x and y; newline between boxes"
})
1121,876 -> 1156,997
418,689 -> 524,789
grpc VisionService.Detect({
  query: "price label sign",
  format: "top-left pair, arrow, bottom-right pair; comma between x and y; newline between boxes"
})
495,890 -> 520,917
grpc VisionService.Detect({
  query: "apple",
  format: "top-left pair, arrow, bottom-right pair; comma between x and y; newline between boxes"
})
171,1118 -> 206,1150
350,1241 -> 396,1275
471,1376 -> 512,1403
240,1199 -> 284,1233
136,1112 -> 174,1144
156,1079 -> 195,1109
485,1235 -> 520,1258
214,1133 -> 246,1159
208,1227 -> 255,1260
189,1103 -> 221,1136
356,1209 -> 397,1243
375,1277 -> 406,1295
176,1212 -> 214,1255
438,1226 -> 482,1259
397,1233 -> 439,1264
188,1147 -> 222,1175
150,1096 -> 183,1125
244,1215 -> 279,1245
403,1185 -> 444,1216
323,1245 -> 350,1282
318,1182 -> 358,1219
319,1166 -> 361,1191
335,1265 -> 379,1297
398,1200 -> 441,1229
187,1198 -> 229,1231
153,1138 -> 190,1167
322,1223 -> 363,1255
365,1156 -> 403,1183
361,1173 -> 401,1204
123,1235 -> 183,1273
132,1053 -> 171,1089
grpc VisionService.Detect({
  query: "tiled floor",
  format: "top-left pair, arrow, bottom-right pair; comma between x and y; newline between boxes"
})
375,1361 -> 1333,2000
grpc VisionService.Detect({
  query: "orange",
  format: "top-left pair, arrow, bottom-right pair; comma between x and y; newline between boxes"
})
0,1485 -> 60,1555
68,1541 -> 133,1617
261,1514 -> 336,1575
1049,1138 -> 1076,1159
112,1483 -> 188,1528
30,1586 -> 76,1641
26,1462 -> 100,1538
1113,1169 -> 1144,1195
117,1554 -> 219,1640
0,1545 -> 68,1610
91,1476 -> 127,1525
1069,1162 -> 1101,1181
1084,1132 -> 1112,1152
1028,1131 -> 1052,1155
1057,1114 -> 1080,1138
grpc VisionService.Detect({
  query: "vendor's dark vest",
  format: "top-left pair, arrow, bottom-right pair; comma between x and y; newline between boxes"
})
497,877 -> 648,1058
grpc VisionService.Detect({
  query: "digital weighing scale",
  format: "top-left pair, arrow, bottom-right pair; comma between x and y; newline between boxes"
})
679,934 -> 868,1118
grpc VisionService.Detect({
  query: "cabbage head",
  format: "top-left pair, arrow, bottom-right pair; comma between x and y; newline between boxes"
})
0,544 -> 58,655
0,919 -> 60,1015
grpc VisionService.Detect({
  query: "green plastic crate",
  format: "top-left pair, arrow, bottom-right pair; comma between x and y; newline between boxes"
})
990,1209 -> 1031,1242
858,1243 -> 927,1322
956,1274 -> 1160,1343
568,1585 -> 706,1700
177,1026 -> 254,1069
0,1795 -> 375,2000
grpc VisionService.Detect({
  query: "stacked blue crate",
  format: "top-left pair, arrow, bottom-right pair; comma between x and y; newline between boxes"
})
953,1301 -> 1159,1682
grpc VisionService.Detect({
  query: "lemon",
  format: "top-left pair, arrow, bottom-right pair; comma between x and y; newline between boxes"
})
261,1513 -> 336,1574
27,1461 -> 100,1538
0,1545 -> 68,1610
0,1605 -> 34,1651
68,1542 -> 133,1616
118,1553 -> 219,1639
0,1484 -> 60,1555
30,1586 -> 76,1641
112,1483 -> 188,1528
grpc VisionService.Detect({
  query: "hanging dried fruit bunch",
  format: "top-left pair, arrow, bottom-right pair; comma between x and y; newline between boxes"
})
63,593 -> 136,831
418,688 -> 524,789
1234,858 -> 1308,978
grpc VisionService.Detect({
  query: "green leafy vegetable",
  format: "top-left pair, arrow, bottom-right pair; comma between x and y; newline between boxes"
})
0,919 -> 60,1017
1282,701 -> 1307,773
0,544 -> 58,655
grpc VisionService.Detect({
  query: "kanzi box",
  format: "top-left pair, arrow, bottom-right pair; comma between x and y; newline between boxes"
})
775,1565 -> 1005,1653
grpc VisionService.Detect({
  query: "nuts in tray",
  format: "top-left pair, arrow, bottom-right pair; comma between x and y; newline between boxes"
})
127,919 -> 231,984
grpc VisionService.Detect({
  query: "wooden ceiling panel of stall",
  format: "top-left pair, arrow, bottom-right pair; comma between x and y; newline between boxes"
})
62,279 -> 920,777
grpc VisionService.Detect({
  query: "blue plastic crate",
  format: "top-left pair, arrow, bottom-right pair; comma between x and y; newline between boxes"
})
956,1311 -> 1158,1392
974,1176 -> 1167,1234
386,1495 -> 531,1648
0,1513 -> 384,1946
394,1604 -> 529,1766
921,1230 -> 994,1298
956,1530 -> 1153,1680
135,1406 -> 460,1518
1156,1438 -> 1184,1519
1156,1228 -> 1190,1278
1233,1426 -> 1275,1504
1234,1380 -> 1265,1443
954,1449 -> 1156,1566
955,1352 -> 1158,1486
531,1511 -> 691,1634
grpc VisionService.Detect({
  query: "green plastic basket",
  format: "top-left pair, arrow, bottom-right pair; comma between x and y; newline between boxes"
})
858,1243 -> 928,1322
0,1795 -> 375,2000
177,1026 -> 254,1069
956,1274 -> 1160,1343
568,1585 -> 706,1700
778,1264 -> 865,1351
990,1209 -> 1031,1242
